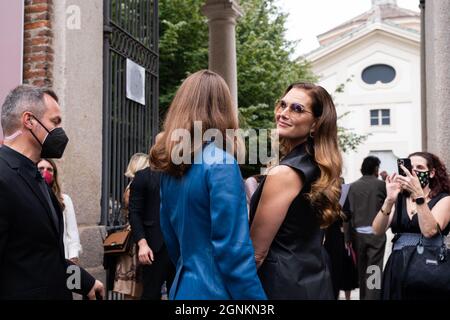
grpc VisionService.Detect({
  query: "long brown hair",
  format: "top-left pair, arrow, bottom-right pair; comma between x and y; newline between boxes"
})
41,158 -> 65,211
150,70 -> 242,176
408,151 -> 450,198
275,82 -> 343,228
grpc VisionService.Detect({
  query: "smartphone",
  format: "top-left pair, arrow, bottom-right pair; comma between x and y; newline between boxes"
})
397,158 -> 412,176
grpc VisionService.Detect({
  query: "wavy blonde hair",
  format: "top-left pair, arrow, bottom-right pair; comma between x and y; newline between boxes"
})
150,70 -> 243,176
276,82 -> 343,228
125,153 -> 149,179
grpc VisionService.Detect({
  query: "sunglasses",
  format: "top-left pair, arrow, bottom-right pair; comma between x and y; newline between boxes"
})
279,100 -> 313,115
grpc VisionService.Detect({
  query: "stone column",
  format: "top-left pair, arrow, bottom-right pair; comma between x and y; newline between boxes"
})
424,0 -> 450,166
52,0 -> 105,285
420,0 -> 427,151
201,0 -> 243,108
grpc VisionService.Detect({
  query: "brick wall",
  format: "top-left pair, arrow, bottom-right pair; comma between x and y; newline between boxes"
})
23,0 -> 53,87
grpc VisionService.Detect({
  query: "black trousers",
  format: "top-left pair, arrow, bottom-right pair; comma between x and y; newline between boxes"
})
354,232 -> 386,300
141,245 -> 175,300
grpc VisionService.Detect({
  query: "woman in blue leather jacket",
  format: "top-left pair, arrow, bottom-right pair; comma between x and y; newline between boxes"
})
149,70 -> 266,300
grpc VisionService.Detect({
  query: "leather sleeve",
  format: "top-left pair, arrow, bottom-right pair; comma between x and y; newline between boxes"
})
207,157 -> 267,300
129,170 -> 147,244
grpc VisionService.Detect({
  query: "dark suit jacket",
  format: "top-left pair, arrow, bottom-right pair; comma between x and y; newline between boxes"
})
347,175 -> 387,228
129,167 -> 165,253
0,146 -> 94,300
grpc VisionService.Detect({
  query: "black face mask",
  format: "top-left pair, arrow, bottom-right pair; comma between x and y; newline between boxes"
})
29,115 -> 69,159
414,170 -> 430,189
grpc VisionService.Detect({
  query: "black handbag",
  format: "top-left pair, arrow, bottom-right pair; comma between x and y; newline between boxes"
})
402,226 -> 450,297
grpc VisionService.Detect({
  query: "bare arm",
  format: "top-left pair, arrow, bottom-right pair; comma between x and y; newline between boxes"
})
372,198 -> 396,235
244,177 -> 259,204
250,165 -> 302,268
372,173 -> 400,235
416,196 -> 450,237
397,164 -> 450,237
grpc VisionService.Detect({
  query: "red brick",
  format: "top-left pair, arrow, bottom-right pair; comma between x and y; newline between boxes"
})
36,13 -> 49,20
31,37 -> 49,46
31,80 -> 46,86
24,70 -> 47,79
25,12 -> 50,21
24,15 -> 50,25
24,21 -> 50,30
25,4 -> 48,14
23,0 -> 53,87
36,29 -> 52,37
31,46 -> 49,53
25,55 -> 47,63
34,63 -> 46,69
32,0 -> 49,4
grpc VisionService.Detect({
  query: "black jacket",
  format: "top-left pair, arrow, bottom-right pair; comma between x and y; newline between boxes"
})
347,175 -> 387,228
129,167 -> 165,253
0,146 -> 94,300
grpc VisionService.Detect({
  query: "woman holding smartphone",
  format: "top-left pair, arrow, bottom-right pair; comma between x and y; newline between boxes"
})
372,152 -> 450,299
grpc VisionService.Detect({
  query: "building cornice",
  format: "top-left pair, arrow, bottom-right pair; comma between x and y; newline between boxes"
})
304,22 -> 420,63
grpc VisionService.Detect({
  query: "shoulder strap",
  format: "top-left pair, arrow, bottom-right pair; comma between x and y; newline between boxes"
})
395,194 -> 404,229
428,193 -> 448,209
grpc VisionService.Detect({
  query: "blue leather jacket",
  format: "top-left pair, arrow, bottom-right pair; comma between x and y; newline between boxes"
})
160,142 -> 266,300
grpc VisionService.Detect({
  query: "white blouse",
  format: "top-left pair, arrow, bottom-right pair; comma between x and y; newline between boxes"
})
62,194 -> 82,259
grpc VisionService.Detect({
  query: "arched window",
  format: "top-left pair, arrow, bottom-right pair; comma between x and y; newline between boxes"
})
362,64 -> 396,84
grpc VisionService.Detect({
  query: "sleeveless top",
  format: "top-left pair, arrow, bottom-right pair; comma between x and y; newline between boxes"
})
391,192 -> 450,235
249,142 -> 334,299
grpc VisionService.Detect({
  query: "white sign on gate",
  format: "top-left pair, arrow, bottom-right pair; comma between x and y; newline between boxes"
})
126,59 -> 145,106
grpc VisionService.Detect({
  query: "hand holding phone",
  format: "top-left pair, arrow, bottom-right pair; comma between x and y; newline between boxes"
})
397,158 -> 412,176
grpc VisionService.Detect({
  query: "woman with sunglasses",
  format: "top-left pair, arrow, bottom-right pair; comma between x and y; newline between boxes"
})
249,82 -> 342,299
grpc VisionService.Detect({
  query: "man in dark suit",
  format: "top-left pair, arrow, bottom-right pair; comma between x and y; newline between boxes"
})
0,85 -> 104,299
129,165 -> 175,300
347,156 -> 387,300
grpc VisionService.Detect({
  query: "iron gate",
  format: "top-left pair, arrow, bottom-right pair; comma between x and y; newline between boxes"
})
101,0 -> 159,228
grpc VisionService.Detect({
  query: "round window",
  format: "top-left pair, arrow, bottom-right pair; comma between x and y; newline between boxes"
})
361,64 -> 396,84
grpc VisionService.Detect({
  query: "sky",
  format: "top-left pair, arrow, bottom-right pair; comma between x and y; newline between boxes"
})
278,0 -> 421,57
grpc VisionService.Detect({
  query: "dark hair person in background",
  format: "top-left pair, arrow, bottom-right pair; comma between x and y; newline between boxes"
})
38,158 -> 82,264
347,155 -> 386,300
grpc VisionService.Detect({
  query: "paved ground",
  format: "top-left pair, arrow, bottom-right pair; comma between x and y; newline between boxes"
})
338,288 -> 360,300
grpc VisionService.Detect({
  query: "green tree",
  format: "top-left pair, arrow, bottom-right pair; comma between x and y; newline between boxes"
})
159,0 -> 208,112
236,0 -> 315,112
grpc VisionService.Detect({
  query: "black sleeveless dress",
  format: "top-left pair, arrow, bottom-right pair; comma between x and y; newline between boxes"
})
249,142 -> 334,300
381,192 -> 450,300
